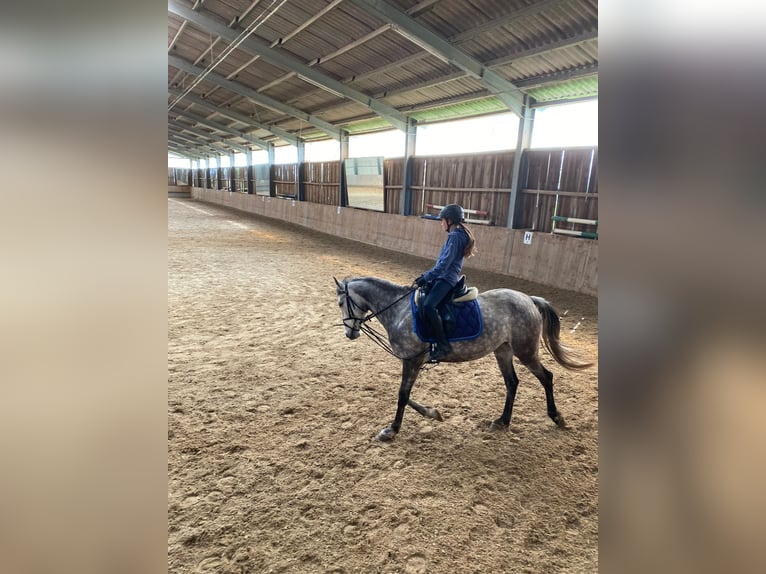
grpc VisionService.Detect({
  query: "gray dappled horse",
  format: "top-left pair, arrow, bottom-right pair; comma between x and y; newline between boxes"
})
335,276 -> 593,442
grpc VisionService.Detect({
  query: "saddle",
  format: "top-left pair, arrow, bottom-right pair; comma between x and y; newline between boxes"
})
415,275 -> 479,337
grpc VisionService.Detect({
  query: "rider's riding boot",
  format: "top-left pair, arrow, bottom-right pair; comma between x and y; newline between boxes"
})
429,318 -> 452,362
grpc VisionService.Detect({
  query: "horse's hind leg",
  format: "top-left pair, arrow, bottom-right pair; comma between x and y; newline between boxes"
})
407,399 -> 443,422
524,358 -> 566,428
490,343 -> 520,431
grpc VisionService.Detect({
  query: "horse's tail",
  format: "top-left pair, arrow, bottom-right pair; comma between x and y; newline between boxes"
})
531,296 -> 594,370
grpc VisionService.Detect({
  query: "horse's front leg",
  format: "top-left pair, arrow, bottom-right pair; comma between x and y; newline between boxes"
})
376,359 -> 423,442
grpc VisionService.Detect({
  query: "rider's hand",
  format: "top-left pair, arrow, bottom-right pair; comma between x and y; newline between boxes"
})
415,275 -> 427,287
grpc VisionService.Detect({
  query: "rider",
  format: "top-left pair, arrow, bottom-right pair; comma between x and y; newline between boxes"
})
415,204 -> 476,362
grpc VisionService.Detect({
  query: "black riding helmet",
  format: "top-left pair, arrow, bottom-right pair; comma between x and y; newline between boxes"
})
439,204 -> 464,223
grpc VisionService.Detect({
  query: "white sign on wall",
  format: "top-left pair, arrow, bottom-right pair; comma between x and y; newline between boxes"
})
523,231 -> 533,245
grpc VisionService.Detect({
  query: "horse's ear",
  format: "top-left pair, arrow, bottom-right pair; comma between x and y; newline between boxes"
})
333,276 -> 342,289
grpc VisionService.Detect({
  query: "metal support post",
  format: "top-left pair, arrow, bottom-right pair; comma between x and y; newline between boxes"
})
401,117 -> 417,216
507,96 -> 534,228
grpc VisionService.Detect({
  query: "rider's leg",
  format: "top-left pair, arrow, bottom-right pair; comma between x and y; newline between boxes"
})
421,280 -> 453,361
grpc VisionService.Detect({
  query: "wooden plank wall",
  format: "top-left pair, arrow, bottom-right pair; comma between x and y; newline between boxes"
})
272,164 -> 297,198
518,147 -> 598,233
304,161 -> 341,206
407,152 -> 515,225
383,158 -> 404,213
183,146 -> 598,237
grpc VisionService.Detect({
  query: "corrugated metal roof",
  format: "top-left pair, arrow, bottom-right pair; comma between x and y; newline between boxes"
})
527,75 -> 597,101
168,0 -> 598,150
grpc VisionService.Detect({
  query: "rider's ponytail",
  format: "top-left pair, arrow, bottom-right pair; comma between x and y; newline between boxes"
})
459,223 -> 476,257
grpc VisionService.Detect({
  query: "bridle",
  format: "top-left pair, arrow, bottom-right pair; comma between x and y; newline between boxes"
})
341,281 -> 413,332
339,281 -> 429,361
340,282 -> 366,335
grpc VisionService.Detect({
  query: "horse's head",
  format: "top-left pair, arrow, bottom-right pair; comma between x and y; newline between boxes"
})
334,277 -> 365,340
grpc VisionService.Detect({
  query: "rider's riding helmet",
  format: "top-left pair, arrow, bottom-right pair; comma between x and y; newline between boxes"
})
438,204 -> 465,224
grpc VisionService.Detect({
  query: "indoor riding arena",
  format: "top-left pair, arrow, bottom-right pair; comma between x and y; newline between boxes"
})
168,1 -> 598,572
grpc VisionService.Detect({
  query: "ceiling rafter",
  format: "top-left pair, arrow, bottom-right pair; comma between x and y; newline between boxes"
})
171,108 -> 271,150
168,0 -> 598,155
284,28 -> 596,116
348,0 -> 525,116
172,1 -> 268,103
168,20 -> 188,53
485,29 -> 598,68
168,140 -> 217,162
257,0 -> 446,107
514,64 -> 598,88
168,141 -> 209,160
168,89 -> 299,146
169,136 -> 245,158
293,33 -> 597,122
191,0 -> 342,110
168,0 -> 410,132
168,129 -> 235,155
228,0 -> 440,107
168,143 -> 203,160
169,120 -> 251,155
169,54 -> 342,140
449,0 -> 566,43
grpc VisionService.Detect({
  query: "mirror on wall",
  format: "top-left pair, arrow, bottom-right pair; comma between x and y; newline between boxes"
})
344,157 -> 384,211
254,164 -> 270,196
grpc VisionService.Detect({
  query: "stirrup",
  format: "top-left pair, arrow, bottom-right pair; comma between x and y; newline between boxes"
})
428,342 -> 452,363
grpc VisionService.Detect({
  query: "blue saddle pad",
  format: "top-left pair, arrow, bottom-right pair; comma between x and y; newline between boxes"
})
410,292 -> 483,342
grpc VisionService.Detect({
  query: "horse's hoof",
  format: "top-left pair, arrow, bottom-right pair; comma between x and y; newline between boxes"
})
423,407 -> 443,422
553,414 -> 567,428
376,427 -> 397,442
489,419 -> 509,432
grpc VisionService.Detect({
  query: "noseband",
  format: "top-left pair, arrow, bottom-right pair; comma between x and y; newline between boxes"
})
341,283 -> 366,334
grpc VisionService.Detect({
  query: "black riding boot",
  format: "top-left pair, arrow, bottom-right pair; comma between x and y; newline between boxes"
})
428,316 -> 453,362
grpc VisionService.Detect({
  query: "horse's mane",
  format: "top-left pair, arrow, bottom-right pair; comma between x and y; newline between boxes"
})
342,276 -> 410,296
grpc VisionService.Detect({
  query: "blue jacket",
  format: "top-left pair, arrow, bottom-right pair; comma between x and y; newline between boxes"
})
422,227 -> 469,287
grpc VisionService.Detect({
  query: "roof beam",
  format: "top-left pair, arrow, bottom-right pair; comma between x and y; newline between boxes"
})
252,0 -> 439,97
449,0 -> 565,43
168,54 -> 342,140
308,32 -> 598,118
168,89 -> 300,145
171,108 -> 271,150
169,121 -> 251,154
169,136 -> 239,159
171,151 -> 204,163
313,30 -> 597,106
513,64 -> 598,88
169,144 -> 207,162
174,1 -> 270,102
168,0 -> 410,132
168,20 -> 187,52
168,143 -> 203,160
348,0 -> 524,116
169,126 -> 249,156
168,131 -> 231,156
485,30 -> 598,68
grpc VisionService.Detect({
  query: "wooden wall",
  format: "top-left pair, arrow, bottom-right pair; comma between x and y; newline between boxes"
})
185,146 -> 598,235
272,164 -> 297,198
517,147 -> 598,233
303,161 -> 341,206
407,152 -> 515,225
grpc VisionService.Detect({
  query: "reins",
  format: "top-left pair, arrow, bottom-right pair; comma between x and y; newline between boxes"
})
340,283 -> 430,362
